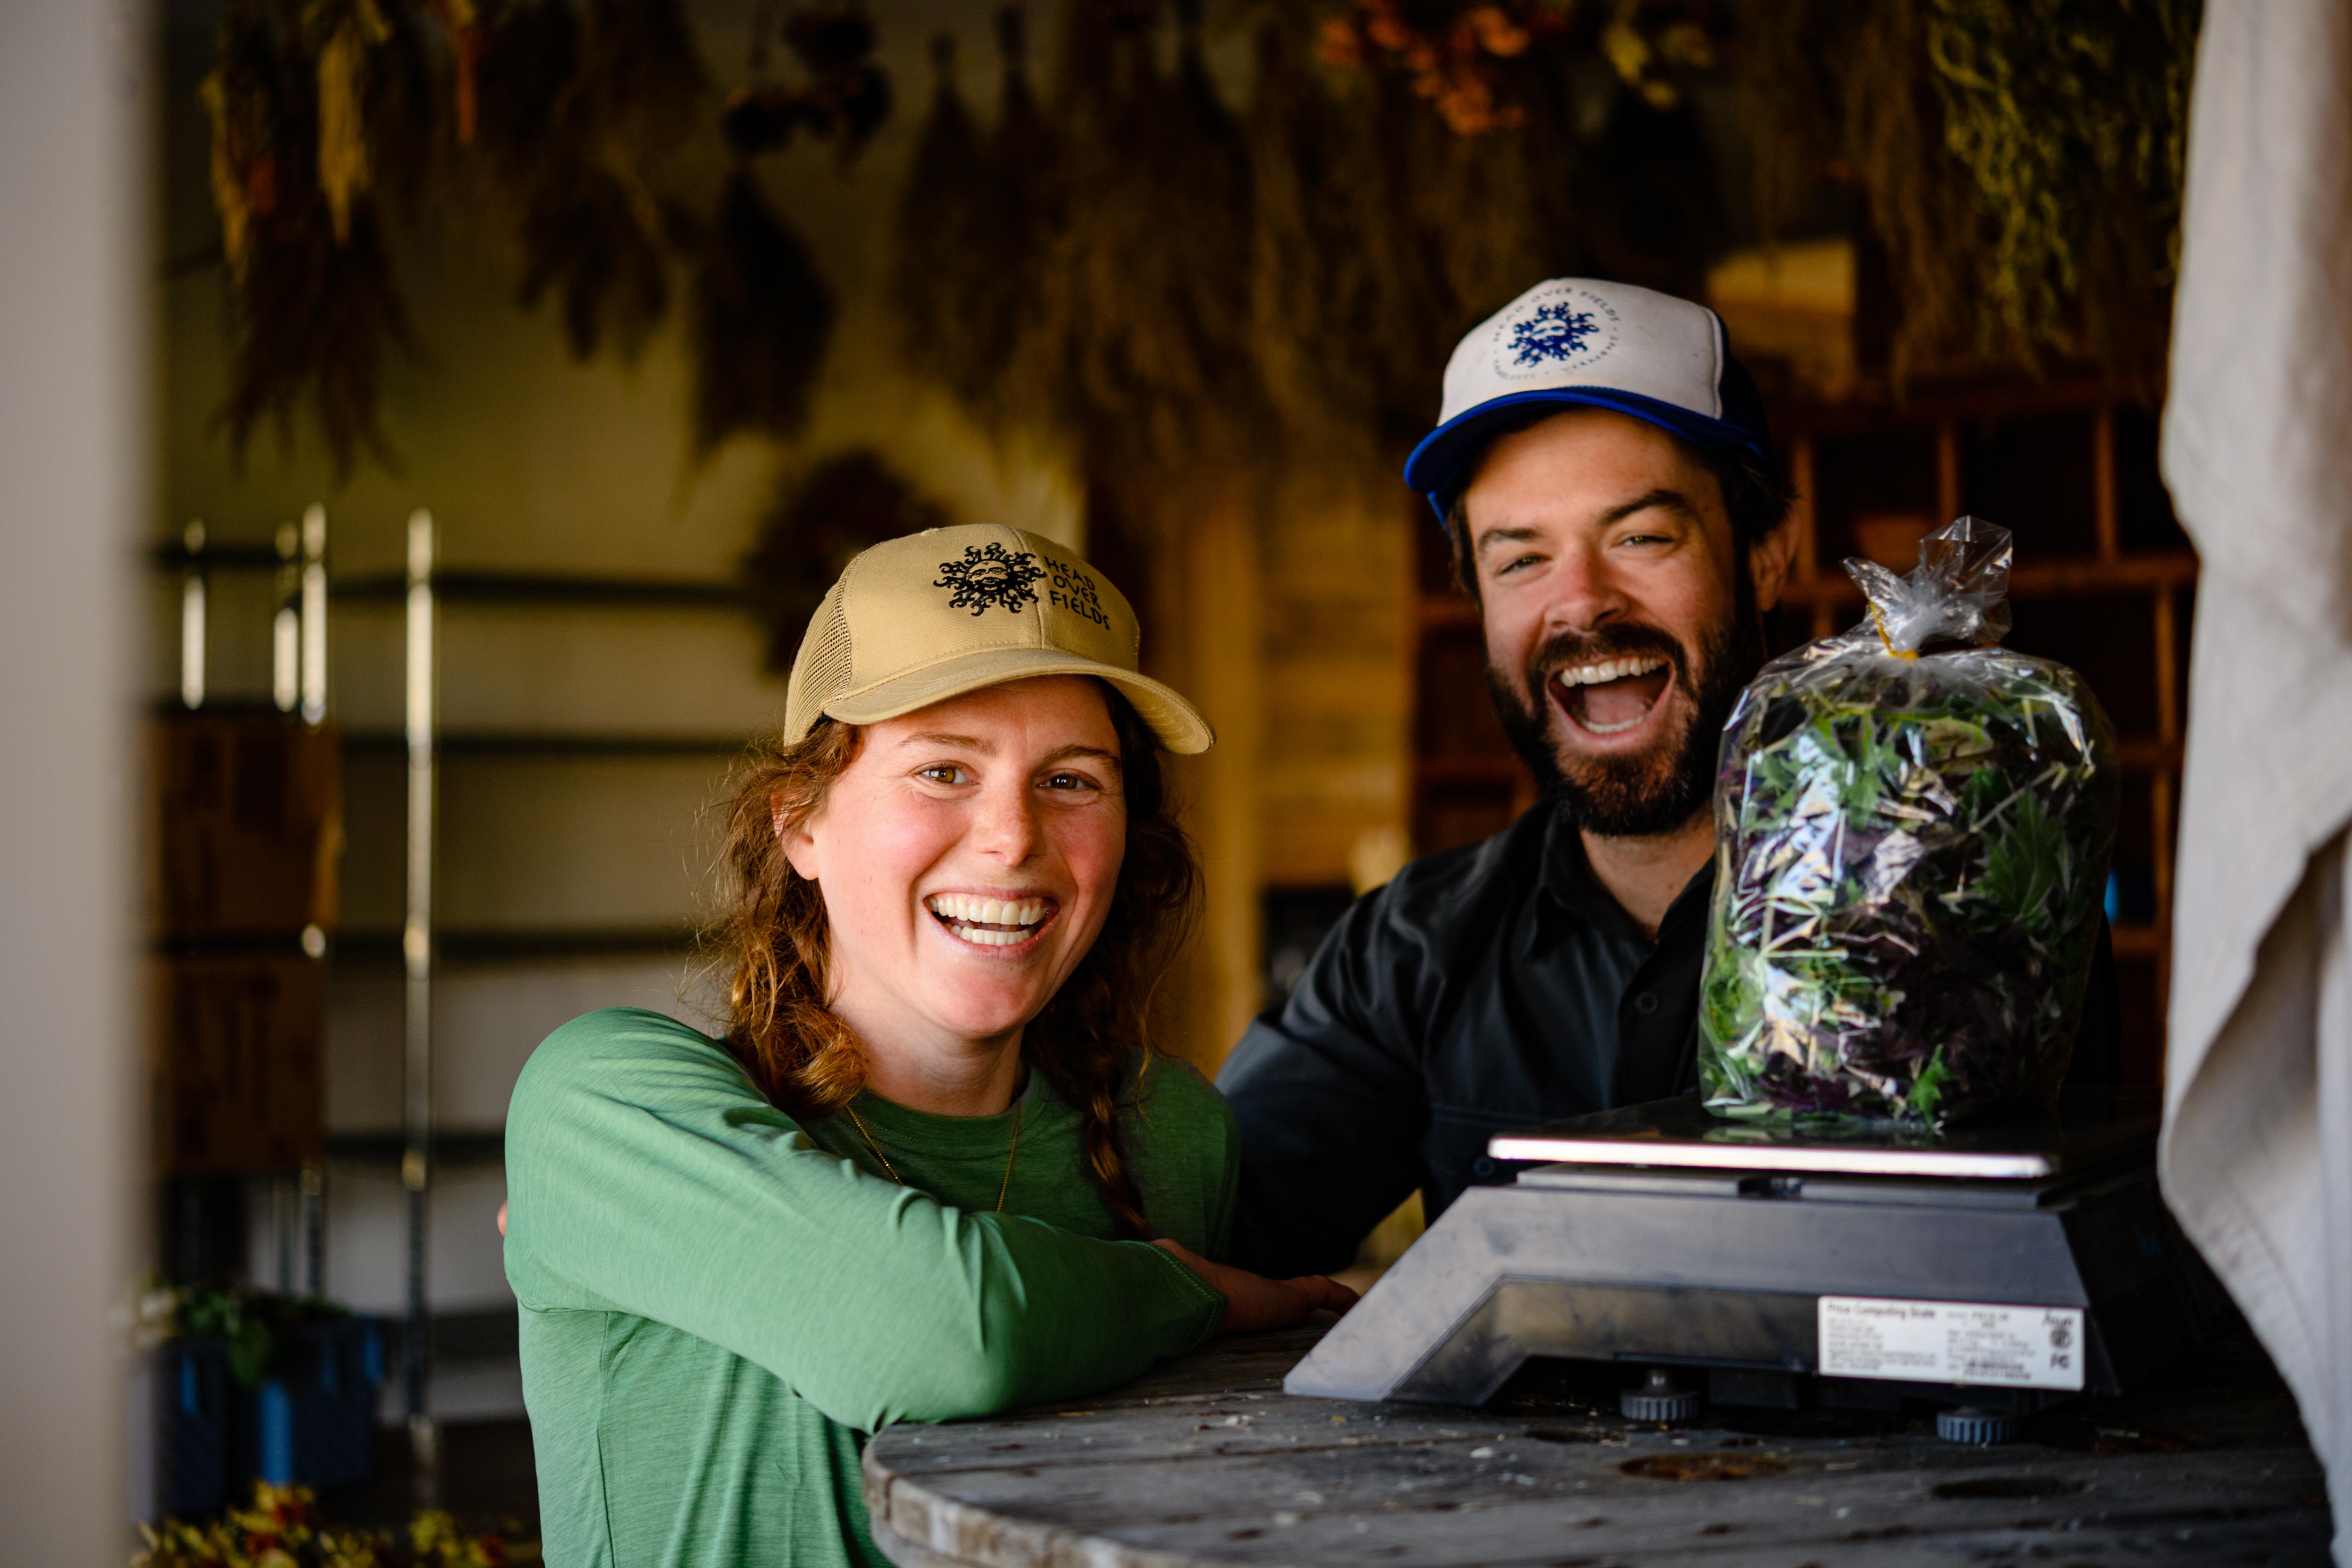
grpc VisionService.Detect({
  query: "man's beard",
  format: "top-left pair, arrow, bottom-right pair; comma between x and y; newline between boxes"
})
1486,573 -> 1766,839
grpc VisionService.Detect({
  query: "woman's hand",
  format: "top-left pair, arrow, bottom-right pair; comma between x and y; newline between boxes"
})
1151,1239 -> 1358,1336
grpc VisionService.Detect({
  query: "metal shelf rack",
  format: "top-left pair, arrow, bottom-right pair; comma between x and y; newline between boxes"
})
161,511 -> 759,1481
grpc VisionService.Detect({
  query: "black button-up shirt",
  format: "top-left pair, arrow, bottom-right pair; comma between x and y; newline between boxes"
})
1216,803 -> 2120,1276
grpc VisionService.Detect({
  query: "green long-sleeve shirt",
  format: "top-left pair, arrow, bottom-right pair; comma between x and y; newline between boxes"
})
503,1007 -> 1236,1568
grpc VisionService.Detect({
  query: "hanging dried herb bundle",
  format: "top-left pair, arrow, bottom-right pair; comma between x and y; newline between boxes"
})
887,35 -> 995,408
313,0 -> 392,238
1132,0 -> 1263,462
1844,1 -> 1987,376
688,3 -> 893,455
1018,0 -> 1150,462
1734,0 -> 2197,386
1575,66 -> 1728,297
475,0 -> 707,362
350,1 -> 443,216
970,6 -> 1071,436
724,5 -> 895,162
742,449 -> 955,670
1251,0 -> 1725,463
203,0 -> 423,478
1728,0 -> 1830,249
1734,0 -> 1984,379
195,0 -> 867,478
871,0 -> 1732,484
862,7 -> 1065,440
1247,15 -> 1474,468
1329,0 -> 1729,307
1026,0 -> 1262,480
686,168 -> 838,455
422,0 -> 484,145
1925,0 -> 2197,383
1245,16 -> 1391,468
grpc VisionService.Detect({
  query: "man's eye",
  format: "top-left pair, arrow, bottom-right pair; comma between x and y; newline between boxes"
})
1493,553 -> 1541,577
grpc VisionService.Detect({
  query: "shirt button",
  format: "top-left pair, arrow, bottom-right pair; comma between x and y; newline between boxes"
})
1633,991 -> 1660,1016
1473,1157 -> 1497,1178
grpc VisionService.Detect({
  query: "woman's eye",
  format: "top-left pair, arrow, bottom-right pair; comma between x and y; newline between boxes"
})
1041,772 -> 1100,793
916,764 -> 969,785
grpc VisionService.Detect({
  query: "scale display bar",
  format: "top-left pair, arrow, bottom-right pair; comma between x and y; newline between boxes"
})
1487,1090 -> 2162,1182
1489,1134 -> 2055,1179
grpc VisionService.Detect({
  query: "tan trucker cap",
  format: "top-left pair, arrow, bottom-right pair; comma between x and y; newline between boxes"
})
781,523 -> 1214,754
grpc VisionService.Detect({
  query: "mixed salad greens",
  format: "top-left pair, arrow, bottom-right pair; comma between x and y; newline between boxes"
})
1697,518 -> 2118,1124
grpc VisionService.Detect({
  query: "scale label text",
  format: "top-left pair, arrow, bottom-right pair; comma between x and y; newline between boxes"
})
1816,1296 -> 2085,1391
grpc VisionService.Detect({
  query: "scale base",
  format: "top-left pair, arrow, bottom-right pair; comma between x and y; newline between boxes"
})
1287,1094 -> 2235,1423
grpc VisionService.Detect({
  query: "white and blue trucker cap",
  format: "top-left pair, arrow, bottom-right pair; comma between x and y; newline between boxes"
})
1403,277 -> 1772,524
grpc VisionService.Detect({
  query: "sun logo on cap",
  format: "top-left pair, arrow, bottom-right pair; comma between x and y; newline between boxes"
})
1507,301 -> 1600,368
935,542 -> 1047,616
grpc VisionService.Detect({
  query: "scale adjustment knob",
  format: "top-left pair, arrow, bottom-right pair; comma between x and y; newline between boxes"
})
1621,1367 -> 1702,1423
1936,1406 -> 2020,1445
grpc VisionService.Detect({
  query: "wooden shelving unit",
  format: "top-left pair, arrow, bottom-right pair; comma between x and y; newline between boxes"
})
1406,373 -> 2193,1083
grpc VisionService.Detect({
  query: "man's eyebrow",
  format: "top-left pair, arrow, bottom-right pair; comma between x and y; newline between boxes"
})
1595,487 -> 1702,528
1474,524 -> 1546,556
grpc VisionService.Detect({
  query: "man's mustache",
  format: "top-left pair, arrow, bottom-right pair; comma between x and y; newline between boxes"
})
1521,623 -> 1691,705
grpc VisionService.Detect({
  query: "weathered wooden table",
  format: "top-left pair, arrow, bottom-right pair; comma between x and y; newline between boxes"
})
865,1323 -> 2332,1567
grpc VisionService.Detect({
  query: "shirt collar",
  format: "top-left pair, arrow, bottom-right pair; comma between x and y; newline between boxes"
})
1537,802 -> 1717,942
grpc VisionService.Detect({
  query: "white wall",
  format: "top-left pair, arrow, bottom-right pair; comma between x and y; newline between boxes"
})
0,0 -> 146,1555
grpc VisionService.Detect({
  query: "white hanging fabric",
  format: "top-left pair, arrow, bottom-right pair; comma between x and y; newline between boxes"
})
2160,2 -> 2352,1561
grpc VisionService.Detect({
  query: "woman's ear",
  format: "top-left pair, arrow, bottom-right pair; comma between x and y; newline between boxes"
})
778,794 -> 823,882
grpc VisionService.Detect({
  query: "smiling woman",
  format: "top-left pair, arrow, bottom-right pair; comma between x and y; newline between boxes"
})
500,525 -> 1352,1568
718,674 -> 1188,1239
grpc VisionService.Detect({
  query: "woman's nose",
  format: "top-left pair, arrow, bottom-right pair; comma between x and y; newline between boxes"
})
970,780 -> 1041,863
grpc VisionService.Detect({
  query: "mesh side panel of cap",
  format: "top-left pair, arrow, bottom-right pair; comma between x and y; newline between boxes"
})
784,587 -> 853,741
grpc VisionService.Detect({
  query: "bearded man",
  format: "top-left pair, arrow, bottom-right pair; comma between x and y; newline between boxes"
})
1217,278 -> 2121,1276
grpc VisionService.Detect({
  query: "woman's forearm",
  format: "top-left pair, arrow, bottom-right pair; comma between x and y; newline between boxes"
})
503,1010 -> 1227,1431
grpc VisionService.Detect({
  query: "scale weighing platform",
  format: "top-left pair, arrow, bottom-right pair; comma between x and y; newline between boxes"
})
1285,1089 -> 2237,1442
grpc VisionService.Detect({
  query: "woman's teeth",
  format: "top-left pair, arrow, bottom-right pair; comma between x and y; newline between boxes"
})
926,894 -> 1050,947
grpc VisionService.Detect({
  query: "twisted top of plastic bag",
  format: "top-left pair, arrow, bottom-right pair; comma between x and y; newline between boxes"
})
1843,515 -> 2014,655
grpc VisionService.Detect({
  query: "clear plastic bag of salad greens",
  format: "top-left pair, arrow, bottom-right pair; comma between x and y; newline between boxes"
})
1697,516 -> 2119,1125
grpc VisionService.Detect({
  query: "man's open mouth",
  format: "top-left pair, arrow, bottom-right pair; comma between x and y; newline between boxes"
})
1549,655 -> 1674,737
925,893 -> 1055,948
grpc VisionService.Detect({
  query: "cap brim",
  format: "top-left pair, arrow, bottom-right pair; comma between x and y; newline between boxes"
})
1402,388 -> 1771,525
822,645 -> 1216,755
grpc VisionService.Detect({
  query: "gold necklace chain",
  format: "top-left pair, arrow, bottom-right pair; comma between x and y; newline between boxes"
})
843,1093 -> 1023,1212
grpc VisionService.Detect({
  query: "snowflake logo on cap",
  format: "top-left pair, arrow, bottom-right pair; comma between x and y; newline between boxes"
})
935,542 -> 1047,616
1489,285 -> 1620,381
1507,301 -> 1600,368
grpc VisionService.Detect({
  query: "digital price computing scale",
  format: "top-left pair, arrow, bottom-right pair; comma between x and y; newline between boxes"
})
1285,1090 -> 2236,1443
